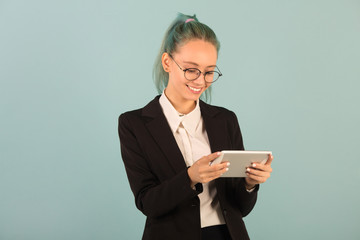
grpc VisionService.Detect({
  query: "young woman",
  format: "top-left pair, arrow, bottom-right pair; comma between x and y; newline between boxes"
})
118,13 -> 273,240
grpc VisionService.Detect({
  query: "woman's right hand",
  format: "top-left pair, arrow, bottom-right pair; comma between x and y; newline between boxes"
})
187,152 -> 229,188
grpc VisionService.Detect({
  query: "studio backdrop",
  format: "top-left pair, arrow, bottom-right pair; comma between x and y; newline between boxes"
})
1,0 -> 359,239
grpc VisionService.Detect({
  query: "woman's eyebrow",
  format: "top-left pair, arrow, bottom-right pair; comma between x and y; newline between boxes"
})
183,61 -> 217,68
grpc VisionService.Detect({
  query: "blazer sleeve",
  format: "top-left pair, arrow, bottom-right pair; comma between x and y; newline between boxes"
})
118,113 -> 202,218
229,111 -> 259,217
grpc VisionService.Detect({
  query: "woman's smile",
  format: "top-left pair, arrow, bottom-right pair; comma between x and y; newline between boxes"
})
187,84 -> 203,94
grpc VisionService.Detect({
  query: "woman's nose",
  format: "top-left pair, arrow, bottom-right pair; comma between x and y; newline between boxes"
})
192,74 -> 207,86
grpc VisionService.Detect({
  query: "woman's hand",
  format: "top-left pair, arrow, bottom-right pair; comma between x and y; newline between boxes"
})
245,154 -> 273,190
187,152 -> 229,188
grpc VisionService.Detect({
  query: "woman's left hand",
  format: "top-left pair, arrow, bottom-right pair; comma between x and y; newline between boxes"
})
245,154 -> 273,189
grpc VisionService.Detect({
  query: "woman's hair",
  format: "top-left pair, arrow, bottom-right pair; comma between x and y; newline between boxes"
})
153,13 -> 220,102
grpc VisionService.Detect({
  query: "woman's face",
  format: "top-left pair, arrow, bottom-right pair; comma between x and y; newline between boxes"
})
163,39 -> 218,104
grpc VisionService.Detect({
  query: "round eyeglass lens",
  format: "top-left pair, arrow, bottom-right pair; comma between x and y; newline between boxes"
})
205,72 -> 220,82
185,69 -> 201,80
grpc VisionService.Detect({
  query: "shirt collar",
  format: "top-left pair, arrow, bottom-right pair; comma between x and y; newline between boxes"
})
159,91 -> 201,136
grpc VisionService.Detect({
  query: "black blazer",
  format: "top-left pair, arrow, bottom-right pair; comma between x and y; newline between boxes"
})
118,96 -> 259,240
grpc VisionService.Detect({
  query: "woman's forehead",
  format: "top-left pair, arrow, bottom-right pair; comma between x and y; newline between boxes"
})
175,40 -> 218,66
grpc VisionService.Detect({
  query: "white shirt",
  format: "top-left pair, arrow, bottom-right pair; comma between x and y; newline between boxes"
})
159,92 -> 226,228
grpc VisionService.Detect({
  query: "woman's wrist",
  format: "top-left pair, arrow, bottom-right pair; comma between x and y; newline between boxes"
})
244,179 -> 256,190
245,183 -> 256,190
187,167 -> 197,188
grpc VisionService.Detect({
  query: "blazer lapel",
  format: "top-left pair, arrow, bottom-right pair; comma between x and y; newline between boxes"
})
142,96 -> 187,174
200,101 -> 230,153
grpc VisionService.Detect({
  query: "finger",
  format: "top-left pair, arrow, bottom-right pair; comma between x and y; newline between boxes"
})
204,174 -> 221,183
246,168 -> 270,178
265,154 -> 274,166
203,152 -> 222,164
210,161 -> 229,171
210,167 -> 229,178
249,163 -> 272,173
211,167 -> 229,179
202,164 -> 228,178
246,172 -> 266,183
200,167 -> 228,182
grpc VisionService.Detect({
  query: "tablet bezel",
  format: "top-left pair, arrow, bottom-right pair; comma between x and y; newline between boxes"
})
211,150 -> 272,178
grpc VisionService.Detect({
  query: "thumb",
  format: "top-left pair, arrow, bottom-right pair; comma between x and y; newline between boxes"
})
265,154 -> 274,166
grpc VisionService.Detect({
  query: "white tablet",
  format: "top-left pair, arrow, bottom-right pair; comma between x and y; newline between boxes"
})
211,150 -> 272,178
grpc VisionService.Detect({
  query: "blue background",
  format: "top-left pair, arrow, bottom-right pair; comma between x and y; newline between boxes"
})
1,0 -> 359,239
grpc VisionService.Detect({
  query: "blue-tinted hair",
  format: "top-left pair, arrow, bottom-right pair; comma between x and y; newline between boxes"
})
153,13 -> 220,102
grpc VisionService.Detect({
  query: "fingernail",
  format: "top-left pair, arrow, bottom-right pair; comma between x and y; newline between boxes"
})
225,168 -> 229,171
252,163 -> 256,167
247,168 -> 250,172
217,152 -> 221,156
227,162 -> 230,166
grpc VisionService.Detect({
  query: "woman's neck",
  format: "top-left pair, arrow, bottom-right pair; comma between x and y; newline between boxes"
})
164,89 -> 196,115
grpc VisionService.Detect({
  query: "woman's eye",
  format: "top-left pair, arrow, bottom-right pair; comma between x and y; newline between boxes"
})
187,69 -> 199,74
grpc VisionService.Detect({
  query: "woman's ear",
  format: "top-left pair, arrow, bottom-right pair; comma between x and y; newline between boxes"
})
161,52 -> 171,72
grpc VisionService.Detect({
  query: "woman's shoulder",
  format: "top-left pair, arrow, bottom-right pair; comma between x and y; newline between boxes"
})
199,100 -> 238,120
119,95 -> 162,121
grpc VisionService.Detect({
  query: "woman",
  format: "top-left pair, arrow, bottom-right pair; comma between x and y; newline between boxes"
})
118,13 -> 273,240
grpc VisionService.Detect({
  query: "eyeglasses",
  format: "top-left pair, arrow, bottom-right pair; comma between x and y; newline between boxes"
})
168,54 -> 222,83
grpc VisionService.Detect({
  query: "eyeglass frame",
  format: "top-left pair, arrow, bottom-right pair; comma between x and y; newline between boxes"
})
168,53 -> 223,83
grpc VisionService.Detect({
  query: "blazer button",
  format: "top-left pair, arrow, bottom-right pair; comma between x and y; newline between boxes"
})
191,204 -> 197,207
223,209 -> 227,215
